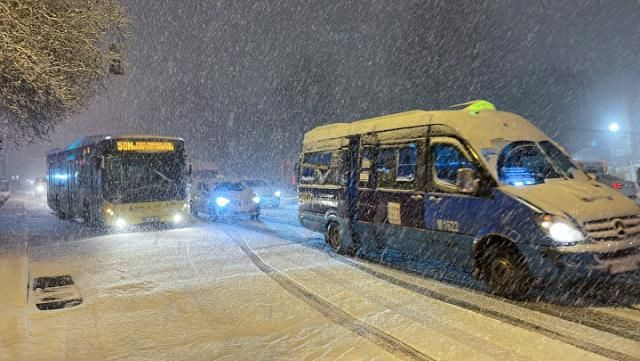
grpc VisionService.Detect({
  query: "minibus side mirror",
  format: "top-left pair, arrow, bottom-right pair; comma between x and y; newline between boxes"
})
456,168 -> 480,194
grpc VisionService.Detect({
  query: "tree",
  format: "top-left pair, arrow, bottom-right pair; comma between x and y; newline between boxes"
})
0,0 -> 129,142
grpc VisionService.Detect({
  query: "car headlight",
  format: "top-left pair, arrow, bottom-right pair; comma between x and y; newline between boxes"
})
36,184 -> 45,193
216,197 -> 230,207
252,196 -> 260,204
172,214 -> 183,224
274,190 -> 281,197
115,218 -> 127,229
538,215 -> 584,245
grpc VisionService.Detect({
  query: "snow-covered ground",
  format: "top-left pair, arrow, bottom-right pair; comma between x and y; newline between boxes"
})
1,193 -> 639,360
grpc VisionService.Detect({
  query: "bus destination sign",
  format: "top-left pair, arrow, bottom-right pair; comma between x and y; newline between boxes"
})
116,141 -> 175,152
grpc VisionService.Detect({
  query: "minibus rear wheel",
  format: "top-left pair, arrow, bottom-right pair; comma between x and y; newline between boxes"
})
325,222 -> 355,256
480,240 -> 533,298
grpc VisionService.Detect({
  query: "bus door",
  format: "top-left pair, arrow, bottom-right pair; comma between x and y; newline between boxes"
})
90,156 -> 103,222
353,134 -> 376,244
424,135 -> 489,267
66,160 -> 75,216
372,136 -> 427,254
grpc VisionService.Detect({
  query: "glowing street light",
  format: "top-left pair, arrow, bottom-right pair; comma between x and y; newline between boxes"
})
608,122 -> 620,133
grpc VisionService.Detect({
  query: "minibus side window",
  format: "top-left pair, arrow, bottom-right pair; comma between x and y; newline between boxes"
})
375,144 -> 417,189
375,148 -> 396,188
432,143 -> 475,187
397,146 -> 417,182
300,151 -> 343,185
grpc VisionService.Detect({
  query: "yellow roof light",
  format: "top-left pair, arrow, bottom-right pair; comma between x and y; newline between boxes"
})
450,100 -> 496,114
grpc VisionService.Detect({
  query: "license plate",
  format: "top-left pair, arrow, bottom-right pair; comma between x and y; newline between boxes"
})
143,217 -> 160,222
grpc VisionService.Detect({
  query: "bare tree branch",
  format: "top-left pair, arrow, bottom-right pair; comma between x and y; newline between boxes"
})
0,0 -> 130,142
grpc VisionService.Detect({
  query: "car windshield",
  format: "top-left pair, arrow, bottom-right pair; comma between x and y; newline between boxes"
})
212,182 -> 244,192
244,179 -> 268,188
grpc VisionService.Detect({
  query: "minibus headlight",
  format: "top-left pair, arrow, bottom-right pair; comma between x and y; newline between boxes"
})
274,190 -> 281,197
252,196 -> 261,204
216,197 -> 230,207
538,215 -> 584,245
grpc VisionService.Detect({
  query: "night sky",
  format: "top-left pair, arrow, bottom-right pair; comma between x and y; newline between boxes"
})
7,0 -> 640,179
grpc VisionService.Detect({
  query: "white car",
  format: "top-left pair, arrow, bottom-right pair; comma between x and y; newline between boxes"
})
190,179 -> 260,221
242,178 -> 281,207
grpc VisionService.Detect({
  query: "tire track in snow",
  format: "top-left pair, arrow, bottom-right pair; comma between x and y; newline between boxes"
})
219,226 -> 435,361
239,217 -> 640,361
256,214 -> 640,340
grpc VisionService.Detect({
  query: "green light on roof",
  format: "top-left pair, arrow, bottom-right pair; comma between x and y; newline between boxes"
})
450,100 -> 496,114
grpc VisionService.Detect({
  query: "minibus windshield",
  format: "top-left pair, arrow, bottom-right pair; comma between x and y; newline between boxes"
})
498,141 -> 589,186
498,141 -> 561,186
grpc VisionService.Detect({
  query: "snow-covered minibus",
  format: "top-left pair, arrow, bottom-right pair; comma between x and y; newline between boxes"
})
297,100 -> 640,297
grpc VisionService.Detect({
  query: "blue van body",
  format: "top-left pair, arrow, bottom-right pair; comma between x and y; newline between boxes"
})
298,103 -> 640,294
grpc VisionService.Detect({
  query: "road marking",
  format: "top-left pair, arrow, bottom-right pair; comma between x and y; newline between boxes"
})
220,227 -> 435,361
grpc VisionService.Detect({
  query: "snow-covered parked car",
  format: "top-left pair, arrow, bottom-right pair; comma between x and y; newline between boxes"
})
242,178 -> 281,207
190,179 -> 260,221
591,173 -> 638,199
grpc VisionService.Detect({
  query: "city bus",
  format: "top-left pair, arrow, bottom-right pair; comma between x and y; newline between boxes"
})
47,135 -> 190,229
297,100 -> 640,297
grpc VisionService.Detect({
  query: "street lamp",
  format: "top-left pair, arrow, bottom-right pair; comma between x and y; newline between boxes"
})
608,122 -> 620,133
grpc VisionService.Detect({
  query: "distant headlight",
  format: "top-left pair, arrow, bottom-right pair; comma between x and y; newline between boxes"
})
35,184 -> 45,193
539,215 -> 584,245
252,196 -> 260,204
274,190 -> 281,197
216,197 -> 230,207
172,214 -> 183,224
115,218 -> 127,229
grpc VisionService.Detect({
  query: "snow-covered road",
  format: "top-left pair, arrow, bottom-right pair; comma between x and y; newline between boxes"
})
1,193 -> 639,360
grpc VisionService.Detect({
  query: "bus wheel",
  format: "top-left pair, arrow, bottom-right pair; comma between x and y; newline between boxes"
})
55,197 -> 66,220
190,201 -> 198,218
82,202 -> 92,225
326,222 -> 354,255
481,241 -> 533,298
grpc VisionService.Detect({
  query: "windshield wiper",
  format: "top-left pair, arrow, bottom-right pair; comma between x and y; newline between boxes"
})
153,169 -> 174,184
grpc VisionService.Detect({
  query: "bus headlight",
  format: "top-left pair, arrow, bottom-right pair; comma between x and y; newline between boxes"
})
538,215 -> 584,245
115,218 -> 127,229
274,190 -> 281,197
173,214 -> 184,224
252,196 -> 260,204
216,197 -> 230,207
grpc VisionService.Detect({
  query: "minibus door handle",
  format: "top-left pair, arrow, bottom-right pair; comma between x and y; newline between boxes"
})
410,194 -> 424,201
428,195 -> 443,203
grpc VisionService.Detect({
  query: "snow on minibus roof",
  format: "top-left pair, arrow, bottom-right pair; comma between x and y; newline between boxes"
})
303,107 -> 550,153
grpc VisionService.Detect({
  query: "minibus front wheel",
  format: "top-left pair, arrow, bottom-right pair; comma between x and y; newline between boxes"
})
477,239 -> 533,298
325,222 -> 355,256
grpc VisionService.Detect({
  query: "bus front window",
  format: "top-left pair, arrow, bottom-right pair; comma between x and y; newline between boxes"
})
104,153 -> 186,203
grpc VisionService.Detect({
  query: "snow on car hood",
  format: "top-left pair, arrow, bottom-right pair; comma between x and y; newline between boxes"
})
500,179 -> 640,223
